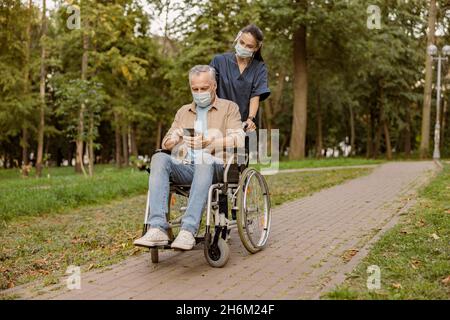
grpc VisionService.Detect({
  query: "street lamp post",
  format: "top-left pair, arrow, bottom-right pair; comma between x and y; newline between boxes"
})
427,44 -> 450,159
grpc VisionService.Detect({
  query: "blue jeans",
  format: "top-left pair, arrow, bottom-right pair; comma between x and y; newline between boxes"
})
146,152 -> 224,235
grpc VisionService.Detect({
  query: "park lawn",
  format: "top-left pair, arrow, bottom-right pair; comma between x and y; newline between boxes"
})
324,164 -> 450,300
0,165 -> 149,224
255,157 -> 384,171
279,157 -> 384,169
0,167 -> 372,296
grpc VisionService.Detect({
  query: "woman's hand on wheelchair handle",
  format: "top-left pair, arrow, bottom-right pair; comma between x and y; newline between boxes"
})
244,118 -> 256,132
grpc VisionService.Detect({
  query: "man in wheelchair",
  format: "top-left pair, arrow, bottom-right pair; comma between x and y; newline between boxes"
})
133,65 -> 245,251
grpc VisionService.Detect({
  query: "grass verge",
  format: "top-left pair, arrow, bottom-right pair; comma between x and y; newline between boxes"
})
324,164 -> 450,300
255,157 -> 383,171
0,166 -> 148,224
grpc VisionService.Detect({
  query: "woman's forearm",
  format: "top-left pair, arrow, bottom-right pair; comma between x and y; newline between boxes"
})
248,96 -> 260,118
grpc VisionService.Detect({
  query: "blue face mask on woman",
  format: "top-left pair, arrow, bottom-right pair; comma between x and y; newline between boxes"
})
192,91 -> 212,108
235,42 -> 254,58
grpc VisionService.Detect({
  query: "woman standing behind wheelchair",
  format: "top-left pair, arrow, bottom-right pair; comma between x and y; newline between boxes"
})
209,24 -> 271,131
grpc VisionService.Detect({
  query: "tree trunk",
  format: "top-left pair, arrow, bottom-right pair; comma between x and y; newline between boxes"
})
264,97 -> 274,133
155,121 -> 162,150
122,122 -> 129,166
419,0 -> 437,158
383,118 -> 392,160
21,0 -> 33,176
404,103 -> 413,156
379,84 -> 392,160
114,110 -> 122,167
289,23 -> 308,160
349,104 -> 355,156
130,123 -> 138,157
315,90 -> 323,158
76,30 -> 89,175
88,112 -> 94,177
373,119 -> 382,159
366,113 -> 373,158
36,0 -> 47,177
21,128 -> 29,165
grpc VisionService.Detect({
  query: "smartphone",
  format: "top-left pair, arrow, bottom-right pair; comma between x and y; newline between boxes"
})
183,128 -> 196,137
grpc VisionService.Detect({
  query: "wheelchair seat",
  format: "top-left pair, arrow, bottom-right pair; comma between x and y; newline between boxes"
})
168,162 -> 243,187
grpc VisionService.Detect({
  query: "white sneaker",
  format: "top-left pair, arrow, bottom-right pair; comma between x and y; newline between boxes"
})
133,228 -> 169,247
171,230 -> 196,250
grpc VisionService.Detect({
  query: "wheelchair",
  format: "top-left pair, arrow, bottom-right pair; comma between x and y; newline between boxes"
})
136,139 -> 272,268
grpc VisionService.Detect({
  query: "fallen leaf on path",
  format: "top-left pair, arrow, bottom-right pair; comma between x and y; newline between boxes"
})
87,264 -> 94,271
341,249 -> 359,262
130,248 -> 140,256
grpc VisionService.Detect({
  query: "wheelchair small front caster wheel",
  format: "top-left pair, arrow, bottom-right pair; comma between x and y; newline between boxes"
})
150,248 -> 159,263
204,238 -> 230,268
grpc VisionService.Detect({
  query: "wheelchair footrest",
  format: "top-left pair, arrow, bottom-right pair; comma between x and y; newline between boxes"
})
134,237 -> 205,250
195,236 -> 205,244
133,242 -> 172,250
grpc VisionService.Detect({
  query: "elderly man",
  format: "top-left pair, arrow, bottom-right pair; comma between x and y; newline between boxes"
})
134,65 -> 245,250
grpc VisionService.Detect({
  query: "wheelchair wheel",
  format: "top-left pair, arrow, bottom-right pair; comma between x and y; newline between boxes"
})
237,168 -> 271,254
167,192 -> 188,240
204,234 -> 230,268
150,248 -> 159,263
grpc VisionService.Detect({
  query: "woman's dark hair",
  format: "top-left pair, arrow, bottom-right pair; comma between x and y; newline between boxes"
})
235,24 -> 264,61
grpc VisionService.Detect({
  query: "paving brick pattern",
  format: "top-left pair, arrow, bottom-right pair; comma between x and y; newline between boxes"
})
5,161 -> 437,300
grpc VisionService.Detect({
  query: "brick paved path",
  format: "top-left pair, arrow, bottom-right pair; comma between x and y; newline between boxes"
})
8,161 -> 438,299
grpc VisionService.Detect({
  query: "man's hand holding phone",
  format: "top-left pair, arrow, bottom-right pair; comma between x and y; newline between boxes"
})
183,128 -> 214,150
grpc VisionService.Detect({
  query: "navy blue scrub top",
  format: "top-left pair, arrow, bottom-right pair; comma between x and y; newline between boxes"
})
210,52 -> 271,122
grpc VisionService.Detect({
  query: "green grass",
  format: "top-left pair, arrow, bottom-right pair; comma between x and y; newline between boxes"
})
0,165 -> 148,224
254,157 -> 383,171
324,164 -> 450,300
0,168 -> 371,293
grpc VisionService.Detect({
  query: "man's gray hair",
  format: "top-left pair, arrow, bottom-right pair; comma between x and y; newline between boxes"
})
188,65 -> 216,84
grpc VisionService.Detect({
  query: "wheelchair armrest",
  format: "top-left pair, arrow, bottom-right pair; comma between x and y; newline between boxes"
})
223,147 -> 247,185
223,153 -> 236,184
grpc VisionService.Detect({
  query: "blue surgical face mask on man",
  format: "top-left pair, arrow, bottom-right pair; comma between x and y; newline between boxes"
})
235,42 -> 254,58
192,91 -> 212,108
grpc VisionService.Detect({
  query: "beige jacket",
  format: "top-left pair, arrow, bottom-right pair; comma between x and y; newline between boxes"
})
161,98 -> 245,164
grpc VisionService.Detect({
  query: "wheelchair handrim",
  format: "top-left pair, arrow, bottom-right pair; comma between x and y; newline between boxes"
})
237,168 -> 271,252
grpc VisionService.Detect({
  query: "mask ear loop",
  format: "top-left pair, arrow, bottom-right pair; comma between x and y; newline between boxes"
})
233,30 -> 243,46
248,40 -> 262,64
